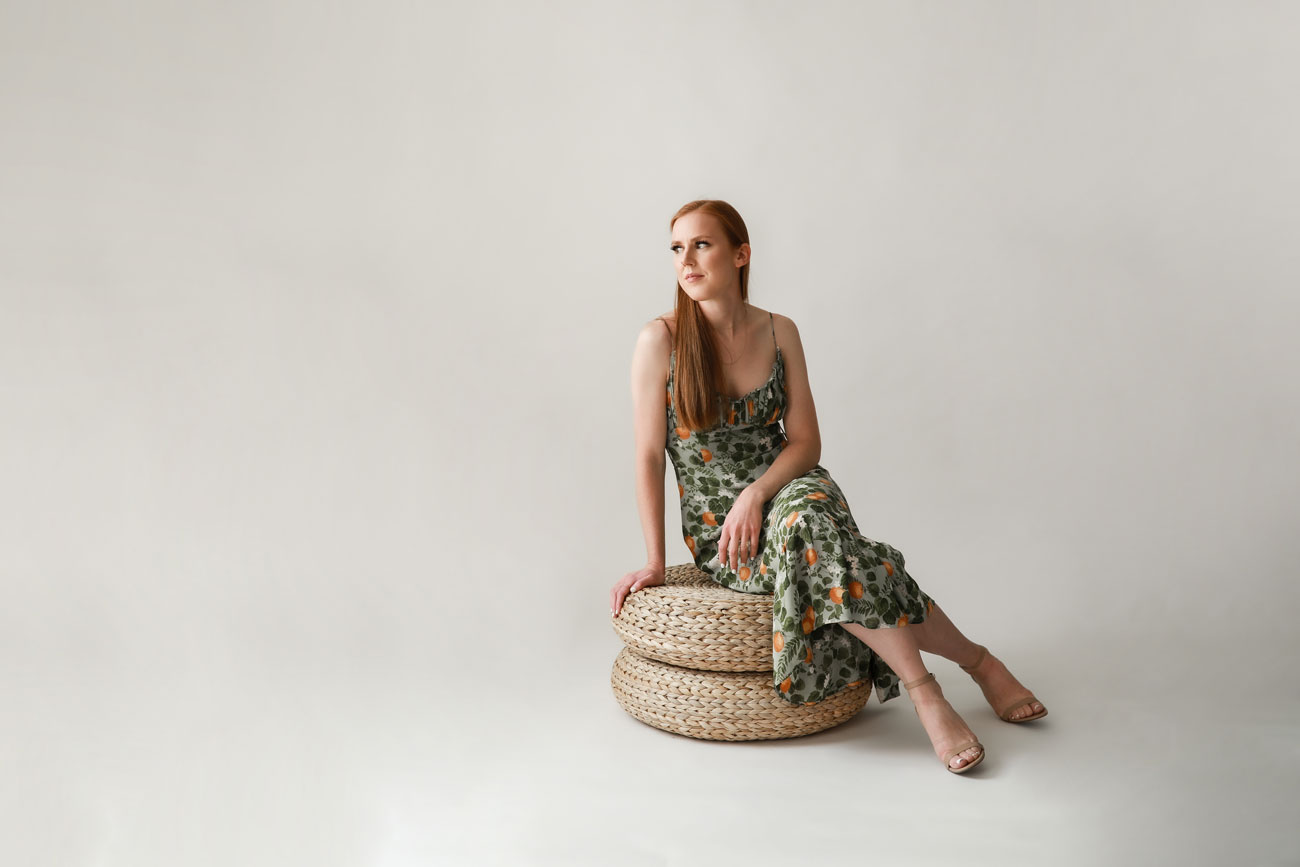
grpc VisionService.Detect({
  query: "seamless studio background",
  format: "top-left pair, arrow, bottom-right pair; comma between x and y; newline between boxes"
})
2,1 -> 1297,865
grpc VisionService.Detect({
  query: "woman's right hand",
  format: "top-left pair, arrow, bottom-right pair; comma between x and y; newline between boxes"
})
611,564 -> 666,617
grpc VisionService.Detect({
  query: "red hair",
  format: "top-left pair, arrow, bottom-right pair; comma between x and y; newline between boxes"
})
666,199 -> 752,432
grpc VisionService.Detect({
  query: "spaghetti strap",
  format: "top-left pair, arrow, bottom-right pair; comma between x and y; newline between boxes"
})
769,311 -> 778,351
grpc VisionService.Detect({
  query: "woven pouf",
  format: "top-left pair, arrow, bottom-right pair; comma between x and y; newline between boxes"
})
610,563 -> 871,741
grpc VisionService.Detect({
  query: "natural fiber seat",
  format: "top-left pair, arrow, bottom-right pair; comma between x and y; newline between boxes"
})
610,563 -> 871,741
611,646 -> 870,741
610,562 -> 777,672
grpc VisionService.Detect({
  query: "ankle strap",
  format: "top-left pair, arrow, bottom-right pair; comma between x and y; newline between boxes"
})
902,672 -> 936,692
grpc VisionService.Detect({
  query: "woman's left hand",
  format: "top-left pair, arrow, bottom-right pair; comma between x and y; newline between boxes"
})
715,485 -> 766,572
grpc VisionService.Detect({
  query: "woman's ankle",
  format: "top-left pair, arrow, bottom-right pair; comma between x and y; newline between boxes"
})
905,676 -> 947,705
957,643 -> 987,672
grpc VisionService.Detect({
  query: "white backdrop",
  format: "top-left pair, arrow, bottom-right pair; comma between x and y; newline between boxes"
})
2,2 -> 1297,864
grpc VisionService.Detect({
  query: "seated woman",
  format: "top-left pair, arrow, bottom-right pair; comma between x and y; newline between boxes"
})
610,199 -> 1047,775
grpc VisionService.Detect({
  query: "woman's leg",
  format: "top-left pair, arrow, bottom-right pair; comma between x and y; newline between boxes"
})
903,601 -> 981,665
839,621 -> 983,770
907,601 -> 1047,720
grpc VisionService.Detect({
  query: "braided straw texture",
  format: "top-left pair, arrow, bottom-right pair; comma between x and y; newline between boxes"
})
611,645 -> 871,741
610,562 -> 777,672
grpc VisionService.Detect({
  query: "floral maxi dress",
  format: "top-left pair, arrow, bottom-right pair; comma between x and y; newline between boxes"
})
664,313 -> 937,706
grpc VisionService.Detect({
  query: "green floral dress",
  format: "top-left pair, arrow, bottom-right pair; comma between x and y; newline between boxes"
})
664,313 -> 937,706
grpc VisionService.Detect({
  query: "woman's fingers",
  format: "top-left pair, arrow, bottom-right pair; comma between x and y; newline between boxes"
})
614,570 -> 651,616
717,532 -> 760,571
734,528 -> 759,570
717,520 -> 764,571
612,572 -> 633,615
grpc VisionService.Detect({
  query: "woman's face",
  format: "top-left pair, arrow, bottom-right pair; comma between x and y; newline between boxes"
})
670,211 -> 749,302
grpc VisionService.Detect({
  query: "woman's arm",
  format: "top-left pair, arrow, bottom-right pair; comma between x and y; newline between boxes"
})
629,319 -> 673,567
748,313 -> 822,502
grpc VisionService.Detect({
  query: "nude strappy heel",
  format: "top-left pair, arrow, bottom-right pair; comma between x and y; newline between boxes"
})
901,672 -> 985,775
959,644 -> 1048,723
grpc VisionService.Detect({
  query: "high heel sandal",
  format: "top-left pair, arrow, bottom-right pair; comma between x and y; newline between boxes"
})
959,644 -> 1048,723
901,672 -> 985,775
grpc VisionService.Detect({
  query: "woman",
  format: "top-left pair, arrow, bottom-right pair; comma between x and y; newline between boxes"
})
609,199 -> 1047,774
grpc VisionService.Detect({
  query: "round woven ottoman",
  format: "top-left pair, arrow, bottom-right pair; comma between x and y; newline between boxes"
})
610,563 -> 871,741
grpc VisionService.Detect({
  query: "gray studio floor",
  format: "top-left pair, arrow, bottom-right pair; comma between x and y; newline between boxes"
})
7,624 -> 1294,866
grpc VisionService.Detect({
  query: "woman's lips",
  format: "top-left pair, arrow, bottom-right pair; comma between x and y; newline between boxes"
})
685,274 -> 702,281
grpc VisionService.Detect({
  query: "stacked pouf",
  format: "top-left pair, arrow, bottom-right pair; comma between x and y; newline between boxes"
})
610,562 -> 872,741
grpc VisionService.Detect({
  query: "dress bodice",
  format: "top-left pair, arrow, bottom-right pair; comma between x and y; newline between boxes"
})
664,346 -> 790,564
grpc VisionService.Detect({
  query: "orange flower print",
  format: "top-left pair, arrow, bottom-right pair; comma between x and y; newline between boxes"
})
896,615 -> 910,627
780,676 -> 792,693
727,406 -> 737,425
804,645 -> 813,664
926,598 -> 935,614
828,587 -> 844,604
700,448 -> 713,462
702,512 -> 718,526
804,548 -> 818,565
773,631 -> 785,652
767,406 -> 780,424
678,483 -> 684,499
848,580 -> 864,599
675,426 -> 691,439
801,605 -> 816,634
685,535 -> 696,555
738,565 -> 751,582
883,562 -> 894,576
784,511 -> 800,528
746,398 -> 754,416
759,562 -> 768,576
806,492 -> 829,500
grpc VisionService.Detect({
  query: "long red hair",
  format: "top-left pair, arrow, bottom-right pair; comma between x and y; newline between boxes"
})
666,199 -> 752,432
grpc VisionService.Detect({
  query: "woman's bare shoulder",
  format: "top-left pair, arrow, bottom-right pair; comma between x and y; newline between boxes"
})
635,315 -> 675,368
637,313 -> 675,355
631,316 -> 674,391
766,310 -> 801,346
643,312 -> 675,340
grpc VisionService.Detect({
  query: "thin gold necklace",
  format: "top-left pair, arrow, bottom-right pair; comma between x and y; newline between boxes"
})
717,309 -> 751,364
